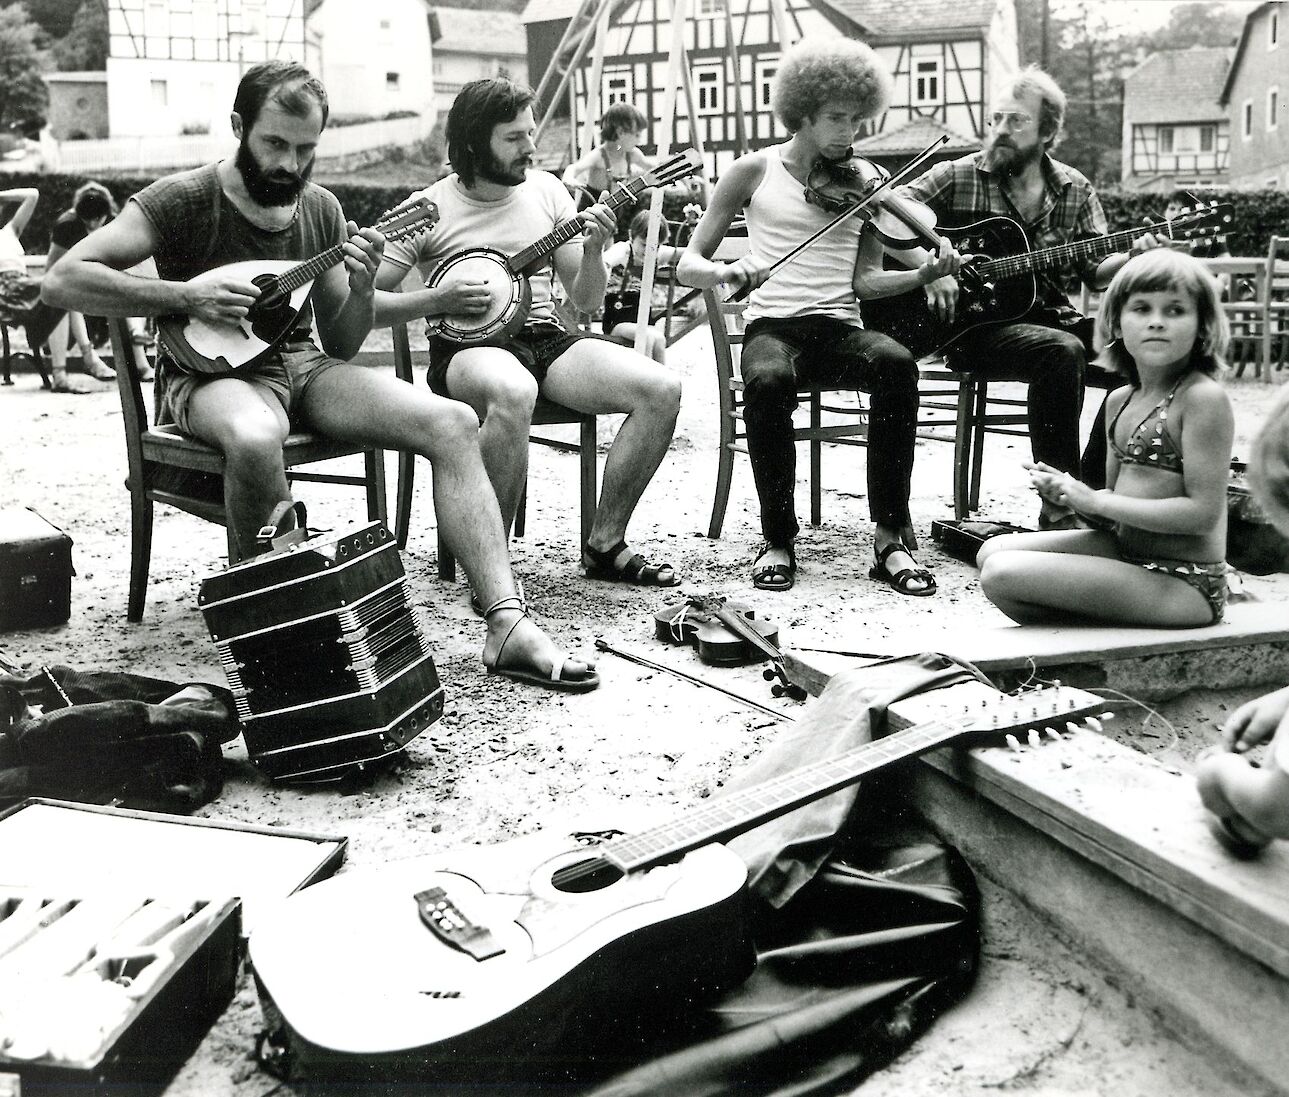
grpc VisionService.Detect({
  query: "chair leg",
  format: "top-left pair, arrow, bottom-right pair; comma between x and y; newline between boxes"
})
953,380 -> 975,520
707,439 -> 734,539
579,418 -> 597,551
437,530 -> 457,583
127,492 -> 155,623
809,395 -> 822,528
515,480 -> 528,539
969,381 -> 989,513
365,449 -> 388,527
395,450 -> 415,549
1,325 -> 11,386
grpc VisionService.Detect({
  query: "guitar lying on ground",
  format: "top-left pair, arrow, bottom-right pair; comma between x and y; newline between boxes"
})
862,203 -> 1233,359
158,197 -> 439,377
249,682 -> 1109,1084
423,148 -> 704,348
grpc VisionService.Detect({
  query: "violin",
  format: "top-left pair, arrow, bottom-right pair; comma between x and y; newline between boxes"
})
805,152 -> 947,253
653,595 -> 807,701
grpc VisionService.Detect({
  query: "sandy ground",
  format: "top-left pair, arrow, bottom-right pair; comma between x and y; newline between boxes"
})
2,325 -> 1288,1096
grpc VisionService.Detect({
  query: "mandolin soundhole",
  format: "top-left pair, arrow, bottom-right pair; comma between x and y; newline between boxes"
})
550,856 -> 623,895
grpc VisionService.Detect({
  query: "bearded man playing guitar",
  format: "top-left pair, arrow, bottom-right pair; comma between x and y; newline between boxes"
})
892,66 -> 1155,520
677,38 -> 958,596
374,78 -> 683,589
43,60 -> 598,694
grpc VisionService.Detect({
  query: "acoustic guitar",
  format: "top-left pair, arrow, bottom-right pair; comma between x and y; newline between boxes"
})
158,197 -> 439,377
861,203 -> 1233,359
249,683 -> 1107,1083
423,148 -> 704,347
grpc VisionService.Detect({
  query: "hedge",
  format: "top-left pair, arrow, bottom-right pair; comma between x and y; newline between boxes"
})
5,169 -> 1286,260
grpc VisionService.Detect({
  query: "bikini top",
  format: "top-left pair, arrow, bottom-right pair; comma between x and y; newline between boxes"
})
1108,377 -> 1186,474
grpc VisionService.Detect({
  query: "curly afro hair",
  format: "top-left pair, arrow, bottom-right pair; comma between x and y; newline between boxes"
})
771,37 -> 892,133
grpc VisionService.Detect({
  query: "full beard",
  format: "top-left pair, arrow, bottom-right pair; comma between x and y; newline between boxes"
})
476,147 -> 529,187
983,138 -> 1043,178
236,139 -> 311,207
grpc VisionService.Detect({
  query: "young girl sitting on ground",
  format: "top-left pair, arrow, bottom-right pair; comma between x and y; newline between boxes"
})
1196,383 -> 1289,855
600,210 -> 688,364
976,248 -> 1233,627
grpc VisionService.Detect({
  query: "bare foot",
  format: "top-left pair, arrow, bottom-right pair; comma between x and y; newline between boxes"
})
482,610 -> 597,691
51,372 -> 102,394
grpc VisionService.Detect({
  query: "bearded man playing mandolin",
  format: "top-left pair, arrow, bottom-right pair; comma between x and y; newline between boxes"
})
678,38 -> 958,596
43,60 -> 598,694
375,78 -> 683,590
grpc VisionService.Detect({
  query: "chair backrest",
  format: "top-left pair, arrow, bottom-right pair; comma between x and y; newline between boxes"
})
1264,236 -> 1289,310
702,288 -> 748,398
107,315 -> 152,480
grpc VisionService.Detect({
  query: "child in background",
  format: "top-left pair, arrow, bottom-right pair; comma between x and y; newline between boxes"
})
601,210 -> 686,364
1196,383 -> 1289,856
976,248 -> 1233,627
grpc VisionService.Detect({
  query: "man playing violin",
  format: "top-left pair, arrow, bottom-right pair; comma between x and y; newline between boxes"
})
43,61 -> 598,694
897,66 -> 1148,526
678,37 -> 959,595
375,77 -> 684,590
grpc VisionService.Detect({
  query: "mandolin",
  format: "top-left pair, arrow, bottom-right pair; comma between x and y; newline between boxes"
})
423,148 -> 704,347
862,203 -> 1233,359
158,197 -> 439,377
249,683 -> 1108,1084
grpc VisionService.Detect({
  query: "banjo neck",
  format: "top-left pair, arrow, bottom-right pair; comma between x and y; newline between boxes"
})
510,174 -> 653,276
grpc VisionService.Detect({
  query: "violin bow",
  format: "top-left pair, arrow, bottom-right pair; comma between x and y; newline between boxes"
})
725,134 -> 950,304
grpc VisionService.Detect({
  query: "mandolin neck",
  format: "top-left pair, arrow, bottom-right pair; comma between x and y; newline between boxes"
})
269,244 -> 345,296
510,175 -> 653,276
602,714 -> 967,873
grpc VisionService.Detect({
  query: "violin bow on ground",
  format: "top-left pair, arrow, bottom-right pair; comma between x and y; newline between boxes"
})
725,134 -> 950,304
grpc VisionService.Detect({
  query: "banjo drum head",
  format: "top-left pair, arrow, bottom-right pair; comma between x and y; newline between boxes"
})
428,248 -> 521,342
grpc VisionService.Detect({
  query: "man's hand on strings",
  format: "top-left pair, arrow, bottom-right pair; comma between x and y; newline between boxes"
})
578,201 -> 617,251
923,272 -> 958,324
184,275 -> 260,327
343,221 -> 385,298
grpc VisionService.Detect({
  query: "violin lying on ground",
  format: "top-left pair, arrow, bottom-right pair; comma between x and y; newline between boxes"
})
654,595 -> 807,701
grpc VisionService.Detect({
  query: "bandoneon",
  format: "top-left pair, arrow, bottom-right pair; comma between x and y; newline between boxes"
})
198,522 -> 443,782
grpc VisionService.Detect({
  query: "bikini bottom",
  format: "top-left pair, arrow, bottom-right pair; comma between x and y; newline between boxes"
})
1123,555 -> 1227,624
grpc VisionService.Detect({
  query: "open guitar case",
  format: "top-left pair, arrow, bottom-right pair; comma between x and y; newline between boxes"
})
282,654 -> 981,1097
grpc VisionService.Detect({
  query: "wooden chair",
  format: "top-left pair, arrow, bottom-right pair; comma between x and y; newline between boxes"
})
1201,256 -> 1269,378
0,321 -> 50,388
1261,236 -> 1289,376
386,322 -> 597,583
108,316 -> 388,622
704,288 -> 874,538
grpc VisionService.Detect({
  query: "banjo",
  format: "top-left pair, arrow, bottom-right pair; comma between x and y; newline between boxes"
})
159,197 -> 439,377
424,148 -> 704,347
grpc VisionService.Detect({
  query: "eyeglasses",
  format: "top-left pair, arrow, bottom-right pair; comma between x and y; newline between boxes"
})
989,111 -> 1034,129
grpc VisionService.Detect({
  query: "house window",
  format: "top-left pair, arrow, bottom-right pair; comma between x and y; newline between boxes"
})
151,80 -> 167,107
755,57 -> 778,109
1270,7 -> 1280,48
603,70 -> 633,106
695,0 -> 725,16
1269,87 -> 1280,132
693,64 -> 723,116
1243,99 -> 1254,139
387,72 -> 400,91
1158,126 -> 1174,154
912,59 -> 942,106
1199,124 -> 1214,152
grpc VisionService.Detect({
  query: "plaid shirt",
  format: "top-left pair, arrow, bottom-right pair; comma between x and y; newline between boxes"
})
900,151 -> 1108,310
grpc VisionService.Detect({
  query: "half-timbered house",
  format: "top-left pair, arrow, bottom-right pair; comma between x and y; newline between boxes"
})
1120,47 -> 1232,193
522,0 -> 1017,180
1219,0 -> 1289,190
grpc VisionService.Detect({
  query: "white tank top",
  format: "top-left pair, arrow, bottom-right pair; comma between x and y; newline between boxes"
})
744,148 -> 864,326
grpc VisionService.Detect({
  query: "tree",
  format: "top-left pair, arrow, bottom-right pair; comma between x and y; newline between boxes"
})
2,0 -> 80,39
0,5 -> 48,131
53,0 -> 107,70
1150,2 -> 1245,50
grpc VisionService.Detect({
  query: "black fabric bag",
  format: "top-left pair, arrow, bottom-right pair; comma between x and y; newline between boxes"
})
0,664 -> 237,811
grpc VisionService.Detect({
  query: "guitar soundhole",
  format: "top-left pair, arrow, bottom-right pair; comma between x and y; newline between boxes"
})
550,856 -> 623,895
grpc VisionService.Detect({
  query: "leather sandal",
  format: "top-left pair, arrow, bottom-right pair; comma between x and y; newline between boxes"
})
482,597 -> 599,693
869,541 -> 936,597
751,542 -> 796,592
583,541 -> 678,586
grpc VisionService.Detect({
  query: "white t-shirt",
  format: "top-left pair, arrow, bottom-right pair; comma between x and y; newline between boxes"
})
382,170 -> 579,327
0,223 -> 27,275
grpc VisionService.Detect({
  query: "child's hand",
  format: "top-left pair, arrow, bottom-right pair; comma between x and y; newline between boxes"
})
1221,685 -> 1289,753
1023,462 -> 1100,515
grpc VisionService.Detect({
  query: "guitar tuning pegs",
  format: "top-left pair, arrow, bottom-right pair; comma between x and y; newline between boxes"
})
1064,721 -> 1082,735
1027,729 -> 1042,748
1087,716 -> 1104,733
1100,712 -> 1115,722
1045,727 -> 1061,740
1005,733 -> 1022,752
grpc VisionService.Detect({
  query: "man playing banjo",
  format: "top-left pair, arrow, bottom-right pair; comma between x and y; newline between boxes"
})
375,77 -> 684,590
43,60 -> 599,694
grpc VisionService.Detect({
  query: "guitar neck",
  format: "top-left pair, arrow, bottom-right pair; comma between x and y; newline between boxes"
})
603,715 -> 964,873
511,177 -> 652,276
273,244 -> 345,295
978,219 -> 1204,282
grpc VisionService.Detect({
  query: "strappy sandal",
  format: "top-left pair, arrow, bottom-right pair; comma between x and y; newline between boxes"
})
583,541 -> 679,586
751,542 -> 796,592
482,596 -> 600,693
470,578 -> 525,618
869,541 -> 937,597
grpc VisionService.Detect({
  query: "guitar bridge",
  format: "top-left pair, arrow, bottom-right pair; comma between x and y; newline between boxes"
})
414,887 -> 505,961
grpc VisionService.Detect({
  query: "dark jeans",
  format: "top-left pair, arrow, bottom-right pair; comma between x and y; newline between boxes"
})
946,317 -> 1088,477
741,315 -> 918,547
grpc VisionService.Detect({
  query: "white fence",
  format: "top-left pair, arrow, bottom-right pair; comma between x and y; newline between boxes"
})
39,113 -> 428,175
